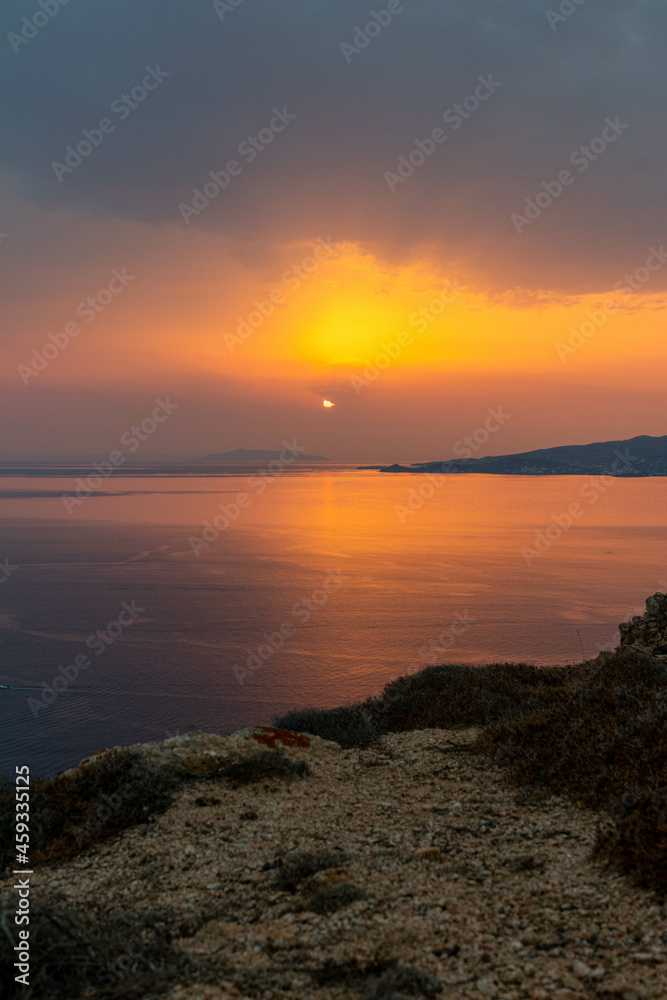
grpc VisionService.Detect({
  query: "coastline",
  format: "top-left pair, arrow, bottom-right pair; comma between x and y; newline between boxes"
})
2,717 -> 664,1000
2,597 -> 667,999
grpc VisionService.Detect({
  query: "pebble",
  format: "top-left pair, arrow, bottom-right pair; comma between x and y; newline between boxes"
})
414,846 -> 443,860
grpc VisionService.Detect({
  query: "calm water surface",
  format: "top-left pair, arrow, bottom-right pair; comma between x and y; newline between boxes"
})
1,468 -> 665,774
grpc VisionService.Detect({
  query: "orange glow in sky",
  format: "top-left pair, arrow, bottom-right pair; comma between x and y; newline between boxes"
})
4,208 -> 666,461
6,220 -> 665,396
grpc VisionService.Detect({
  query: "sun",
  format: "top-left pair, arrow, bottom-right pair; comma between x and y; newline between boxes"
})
322,399 -> 335,408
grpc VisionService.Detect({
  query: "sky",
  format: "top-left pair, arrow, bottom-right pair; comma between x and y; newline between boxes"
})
1,0 -> 666,462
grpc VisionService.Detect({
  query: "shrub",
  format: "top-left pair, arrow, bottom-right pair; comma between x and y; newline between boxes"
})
476,647 -> 667,807
476,646 -> 667,891
311,958 -> 442,997
380,661 -> 572,732
595,784 -> 667,891
0,749 -> 183,871
306,883 -> 365,914
365,962 -> 443,998
273,703 -> 382,749
275,663 -> 576,747
0,746 -> 311,872
0,894 -> 193,1000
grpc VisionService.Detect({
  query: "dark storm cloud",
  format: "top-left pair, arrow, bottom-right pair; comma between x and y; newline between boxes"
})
1,0 -> 666,290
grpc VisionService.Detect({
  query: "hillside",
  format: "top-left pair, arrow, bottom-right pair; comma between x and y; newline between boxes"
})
379,434 -> 667,476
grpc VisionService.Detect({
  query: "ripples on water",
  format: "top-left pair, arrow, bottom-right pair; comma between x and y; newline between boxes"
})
0,468 -> 665,774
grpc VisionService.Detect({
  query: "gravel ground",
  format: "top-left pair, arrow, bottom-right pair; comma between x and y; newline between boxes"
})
19,727 -> 667,1000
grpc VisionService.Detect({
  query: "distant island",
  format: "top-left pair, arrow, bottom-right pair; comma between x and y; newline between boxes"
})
0,448 -> 330,477
200,448 -> 329,462
377,433 -> 667,477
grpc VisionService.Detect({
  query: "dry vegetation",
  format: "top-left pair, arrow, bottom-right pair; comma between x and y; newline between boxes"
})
0,749 -> 182,871
2,641 -> 666,998
277,645 -> 667,894
0,748 -> 308,872
0,896 -> 195,1000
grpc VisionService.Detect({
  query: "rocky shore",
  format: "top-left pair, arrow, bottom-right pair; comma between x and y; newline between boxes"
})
2,596 -> 667,1000
618,592 -> 667,657
6,725 -> 663,1000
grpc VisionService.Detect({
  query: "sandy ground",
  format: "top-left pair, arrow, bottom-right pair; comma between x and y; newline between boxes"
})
26,727 -> 667,1000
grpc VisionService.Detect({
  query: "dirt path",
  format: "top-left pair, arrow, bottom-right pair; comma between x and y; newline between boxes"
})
32,727 -> 667,999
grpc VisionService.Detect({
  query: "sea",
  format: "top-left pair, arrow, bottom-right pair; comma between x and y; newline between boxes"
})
1,466 -> 665,776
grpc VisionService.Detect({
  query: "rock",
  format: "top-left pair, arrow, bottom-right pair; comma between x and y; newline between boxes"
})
571,959 -> 592,978
64,726 -> 342,781
414,846 -> 443,860
303,866 -> 354,891
646,595 -> 665,616
617,593 -> 667,657
560,974 -> 583,990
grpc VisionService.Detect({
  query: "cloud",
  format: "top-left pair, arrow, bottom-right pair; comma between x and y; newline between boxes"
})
1,0 -> 666,292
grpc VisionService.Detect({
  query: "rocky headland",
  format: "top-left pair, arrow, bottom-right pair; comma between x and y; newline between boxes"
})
376,433 -> 667,477
2,597 -> 667,1000
618,592 -> 667,656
